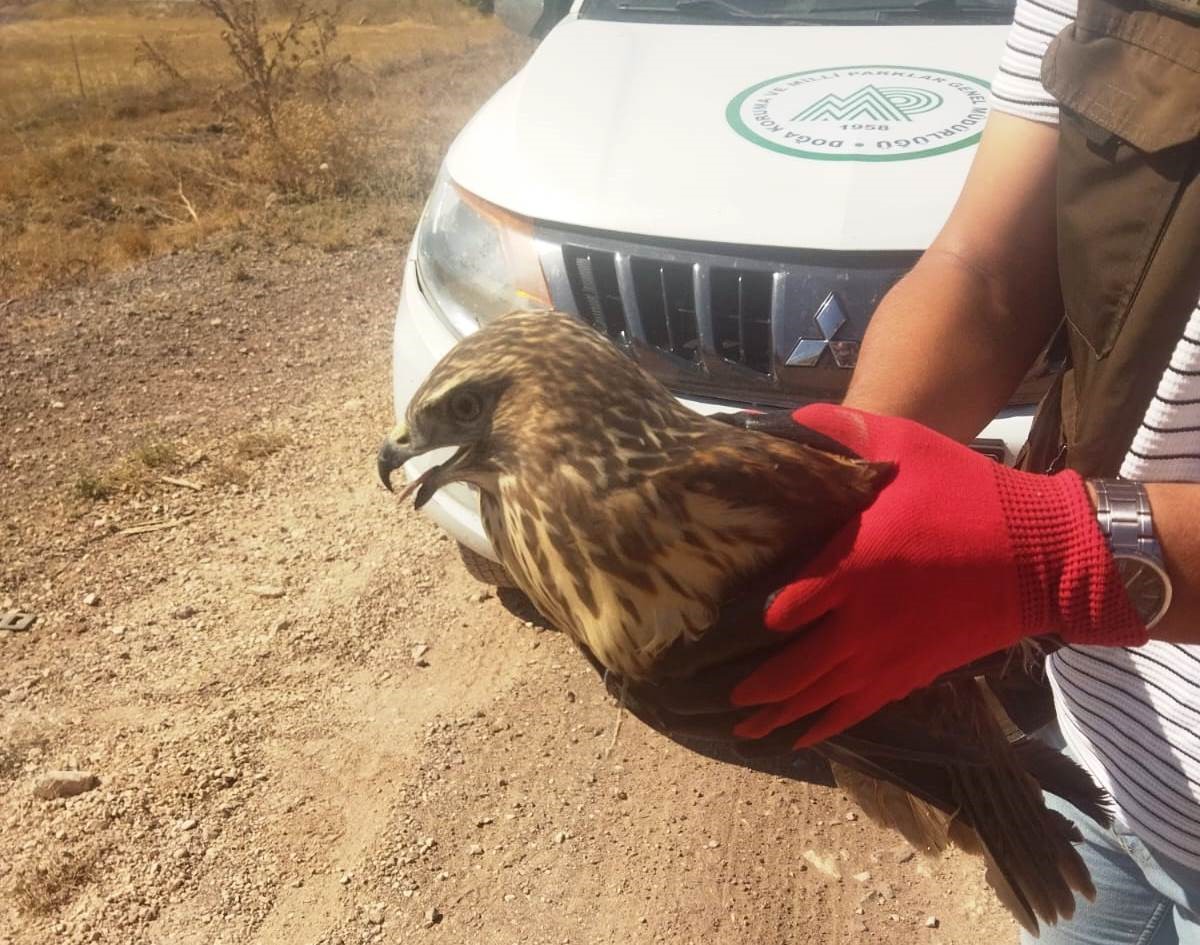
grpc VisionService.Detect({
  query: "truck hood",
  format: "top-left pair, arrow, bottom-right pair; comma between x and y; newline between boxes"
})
447,18 -> 1007,251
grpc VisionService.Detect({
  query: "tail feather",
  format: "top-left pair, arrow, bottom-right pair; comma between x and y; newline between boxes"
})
826,679 -> 1100,936
1013,736 -> 1113,828
954,740 -> 1088,930
949,679 -> 1096,931
830,762 -> 952,854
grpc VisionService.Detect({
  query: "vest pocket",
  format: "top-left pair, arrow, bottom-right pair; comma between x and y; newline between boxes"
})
1042,0 -> 1200,359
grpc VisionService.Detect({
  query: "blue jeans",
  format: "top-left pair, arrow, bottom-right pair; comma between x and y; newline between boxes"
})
1022,730 -> 1200,945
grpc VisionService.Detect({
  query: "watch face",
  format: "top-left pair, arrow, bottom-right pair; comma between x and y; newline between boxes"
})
1115,556 -> 1171,628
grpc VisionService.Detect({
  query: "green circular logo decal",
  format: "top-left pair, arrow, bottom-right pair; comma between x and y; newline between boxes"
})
727,65 -> 991,162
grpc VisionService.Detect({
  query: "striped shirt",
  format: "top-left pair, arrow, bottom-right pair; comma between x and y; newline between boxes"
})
991,0 -> 1200,869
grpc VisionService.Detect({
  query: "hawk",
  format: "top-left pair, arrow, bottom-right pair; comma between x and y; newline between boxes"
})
378,310 -> 1106,934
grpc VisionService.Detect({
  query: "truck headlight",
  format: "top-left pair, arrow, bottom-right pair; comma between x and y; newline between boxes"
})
415,171 -> 552,336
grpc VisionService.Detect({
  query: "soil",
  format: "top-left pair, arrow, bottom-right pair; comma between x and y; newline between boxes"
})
0,242 -> 1017,944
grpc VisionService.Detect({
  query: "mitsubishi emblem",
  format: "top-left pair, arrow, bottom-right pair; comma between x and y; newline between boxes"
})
786,292 -> 860,369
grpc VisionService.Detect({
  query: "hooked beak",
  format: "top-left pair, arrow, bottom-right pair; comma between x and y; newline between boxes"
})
377,423 -> 468,510
377,423 -> 416,493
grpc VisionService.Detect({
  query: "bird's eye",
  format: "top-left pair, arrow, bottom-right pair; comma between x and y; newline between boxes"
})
449,390 -> 483,424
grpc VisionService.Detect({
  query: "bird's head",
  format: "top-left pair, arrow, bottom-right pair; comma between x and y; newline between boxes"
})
377,310 -> 696,507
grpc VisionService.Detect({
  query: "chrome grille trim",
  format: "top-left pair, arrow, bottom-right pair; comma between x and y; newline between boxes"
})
612,251 -> 639,344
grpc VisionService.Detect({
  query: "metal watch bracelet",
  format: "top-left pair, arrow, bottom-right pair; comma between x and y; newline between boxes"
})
1091,478 -> 1173,628
1091,479 -> 1161,561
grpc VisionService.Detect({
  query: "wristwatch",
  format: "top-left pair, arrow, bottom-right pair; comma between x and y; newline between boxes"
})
1091,479 -> 1173,629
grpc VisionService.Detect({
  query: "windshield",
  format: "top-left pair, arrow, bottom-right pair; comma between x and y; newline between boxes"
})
581,0 -> 1016,24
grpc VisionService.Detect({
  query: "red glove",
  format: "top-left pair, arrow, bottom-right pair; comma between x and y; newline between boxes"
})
731,404 -> 1148,746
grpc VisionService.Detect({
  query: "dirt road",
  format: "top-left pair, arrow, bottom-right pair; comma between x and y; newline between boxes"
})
0,243 -> 1015,944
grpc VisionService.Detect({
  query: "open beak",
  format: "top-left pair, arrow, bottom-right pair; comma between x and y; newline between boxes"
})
377,424 -> 467,510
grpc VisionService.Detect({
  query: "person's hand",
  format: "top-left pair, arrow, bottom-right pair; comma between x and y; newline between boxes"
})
730,404 -> 1147,746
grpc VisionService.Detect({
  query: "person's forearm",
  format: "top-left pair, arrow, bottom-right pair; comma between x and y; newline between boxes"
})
1145,483 -> 1200,643
843,250 -> 1061,442
841,113 -> 1063,442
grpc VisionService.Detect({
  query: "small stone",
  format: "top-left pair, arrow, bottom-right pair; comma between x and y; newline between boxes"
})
178,818 -> 197,831
339,874 -> 352,886
110,625 -> 126,637
342,398 -> 364,411
553,830 -> 568,844
707,840 -> 720,849
424,906 -> 443,927
50,400 -> 66,410
845,811 -> 858,822
172,605 -> 197,620
34,771 -> 100,800
925,916 -> 940,929
83,593 -> 100,607
412,644 -> 430,661
802,850 -> 842,881
249,585 -> 285,599
467,844 -> 483,856
475,816 -> 493,826
852,871 -> 872,883
894,845 -> 915,864
503,893 -> 516,902
210,317 -> 224,327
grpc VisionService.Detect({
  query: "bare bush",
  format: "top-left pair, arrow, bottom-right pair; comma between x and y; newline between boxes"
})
197,0 -> 348,141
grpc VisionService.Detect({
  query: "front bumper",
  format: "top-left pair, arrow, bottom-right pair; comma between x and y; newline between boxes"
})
392,250 -> 1036,563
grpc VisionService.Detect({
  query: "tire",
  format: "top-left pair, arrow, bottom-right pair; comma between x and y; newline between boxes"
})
457,542 -> 516,588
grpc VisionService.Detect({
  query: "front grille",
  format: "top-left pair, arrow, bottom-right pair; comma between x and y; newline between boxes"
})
548,229 -> 915,407
542,227 -> 1056,410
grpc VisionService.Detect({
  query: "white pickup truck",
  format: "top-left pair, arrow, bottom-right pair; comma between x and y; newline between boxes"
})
391,0 -> 1052,581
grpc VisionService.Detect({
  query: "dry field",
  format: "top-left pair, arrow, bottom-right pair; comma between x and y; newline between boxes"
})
0,0 -> 524,292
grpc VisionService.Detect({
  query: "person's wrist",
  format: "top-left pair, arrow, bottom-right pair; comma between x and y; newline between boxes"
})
1046,473 -> 1148,646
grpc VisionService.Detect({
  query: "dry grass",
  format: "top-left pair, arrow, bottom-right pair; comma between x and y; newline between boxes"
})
73,426 -> 294,500
233,429 -> 290,460
0,0 -> 529,292
73,436 -> 185,498
8,843 -> 103,918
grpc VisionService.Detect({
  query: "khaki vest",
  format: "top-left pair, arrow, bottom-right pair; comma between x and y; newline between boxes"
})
1021,0 -> 1200,477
